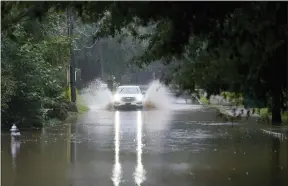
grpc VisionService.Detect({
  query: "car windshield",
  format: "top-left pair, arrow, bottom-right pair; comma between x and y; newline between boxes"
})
117,87 -> 139,94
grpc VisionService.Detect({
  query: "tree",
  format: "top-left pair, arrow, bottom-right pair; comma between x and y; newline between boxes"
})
1,2 -> 248,52
72,19 -> 146,86
2,2 -> 287,124
1,11 -> 71,128
165,3 -> 287,124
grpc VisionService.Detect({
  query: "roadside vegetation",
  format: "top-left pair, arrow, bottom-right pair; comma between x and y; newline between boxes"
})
199,91 -> 288,124
1,3 -> 143,129
1,2 -> 287,128
199,97 -> 209,105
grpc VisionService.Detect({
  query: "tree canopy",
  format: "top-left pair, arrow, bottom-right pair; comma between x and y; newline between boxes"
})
1,1 -> 150,128
1,1 -> 287,125
2,2 -> 249,57
1,11 -> 71,127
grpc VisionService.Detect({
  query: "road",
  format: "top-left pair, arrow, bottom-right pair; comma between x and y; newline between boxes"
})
1,104 -> 288,186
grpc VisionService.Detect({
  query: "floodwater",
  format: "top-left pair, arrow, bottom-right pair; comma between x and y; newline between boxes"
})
1,105 -> 288,186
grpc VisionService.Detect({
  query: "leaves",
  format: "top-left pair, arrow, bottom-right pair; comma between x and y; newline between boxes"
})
1,11 -> 70,127
2,1 -> 287,125
163,2 -> 287,112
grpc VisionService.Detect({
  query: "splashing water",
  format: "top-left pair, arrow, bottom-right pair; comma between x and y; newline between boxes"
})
80,79 -> 202,111
143,80 -> 204,111
80,79 -> 113,110
144,80 -> 175,110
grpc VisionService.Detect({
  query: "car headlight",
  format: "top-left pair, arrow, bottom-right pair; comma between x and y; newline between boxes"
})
136,95 -> 143,101
114,94 -> 120,102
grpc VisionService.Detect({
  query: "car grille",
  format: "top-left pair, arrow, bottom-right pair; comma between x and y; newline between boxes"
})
121,97 -> 136,102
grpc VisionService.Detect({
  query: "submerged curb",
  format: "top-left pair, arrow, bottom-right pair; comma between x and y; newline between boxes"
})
261,128 -> 288,141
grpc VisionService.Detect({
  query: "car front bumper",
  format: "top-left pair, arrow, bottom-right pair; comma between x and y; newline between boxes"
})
113,100 -> 143,109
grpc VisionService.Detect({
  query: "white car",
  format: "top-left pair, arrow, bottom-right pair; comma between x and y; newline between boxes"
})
113,85 -> 144,110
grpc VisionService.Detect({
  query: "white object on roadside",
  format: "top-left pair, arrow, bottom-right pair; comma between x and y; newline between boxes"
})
10,124 -> 18,132
10,124 -> 21,136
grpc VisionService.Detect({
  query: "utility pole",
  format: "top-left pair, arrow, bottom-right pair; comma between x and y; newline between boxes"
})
98,40 -> 104,80
67,6 -> 76,103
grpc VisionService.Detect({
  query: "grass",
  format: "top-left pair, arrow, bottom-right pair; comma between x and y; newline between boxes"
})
63,87 -> 89,114
199,96 -> 209,105
204,100 -> 288,124
259,108 -> 269,117
198,92 -> 288,124
258,108 -> 288,124
76,94 -> 89,114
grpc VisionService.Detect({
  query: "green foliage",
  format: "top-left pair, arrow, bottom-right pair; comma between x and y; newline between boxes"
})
2,2 -> 287,125
257,108 -> 288,125
1,38 -> 17,111
161,3 -> 287,124
199,97 -> 209,105
259,108 -> 269,117
63,86 -> 79,102
1,12 -> 71,128
220,92 -> 243,106
76,95 -> 89,114
1,2 -> 248,60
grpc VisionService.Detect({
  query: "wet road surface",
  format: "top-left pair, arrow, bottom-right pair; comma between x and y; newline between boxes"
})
2,104 -> 288,186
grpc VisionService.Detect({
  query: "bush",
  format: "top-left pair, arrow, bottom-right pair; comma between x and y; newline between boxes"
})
200,96 -> 209,105
46,102 -> 68,121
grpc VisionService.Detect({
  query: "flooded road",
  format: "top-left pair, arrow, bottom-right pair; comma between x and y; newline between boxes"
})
2,105 -> 288,186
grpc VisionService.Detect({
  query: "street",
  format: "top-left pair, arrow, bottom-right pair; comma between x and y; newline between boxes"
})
1,104 -> 288,186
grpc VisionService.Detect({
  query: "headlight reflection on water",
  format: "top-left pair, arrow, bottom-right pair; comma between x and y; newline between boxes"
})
111,111 -> 122,186
111,111 -> 146,186
134,111 -> 146,185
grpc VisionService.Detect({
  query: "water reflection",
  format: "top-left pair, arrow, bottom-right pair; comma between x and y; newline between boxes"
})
111,111 -> 122,186
11,137 -> 21,169
2,108 -> 288,186
271,138 -> 281,186
70,121 -> 77,164
134,111 -> 146,185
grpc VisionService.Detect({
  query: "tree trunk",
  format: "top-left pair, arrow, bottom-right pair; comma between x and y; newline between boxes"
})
270,3 -> 286,125
271,87 -> 282,125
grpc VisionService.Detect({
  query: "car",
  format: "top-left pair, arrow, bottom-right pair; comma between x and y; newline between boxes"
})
139,85 -> 149,95
112,85 -> 144,110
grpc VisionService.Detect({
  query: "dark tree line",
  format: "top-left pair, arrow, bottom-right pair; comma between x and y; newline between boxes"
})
2,1 -> 287,125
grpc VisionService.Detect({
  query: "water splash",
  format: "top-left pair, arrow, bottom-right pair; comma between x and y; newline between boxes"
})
144,80 -> 175,110
80,79 -> 113,110
80,79 -> 202,111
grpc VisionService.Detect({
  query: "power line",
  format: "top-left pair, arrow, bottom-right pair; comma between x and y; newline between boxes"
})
73,39 -> 99,51
72,14 -> 109,51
